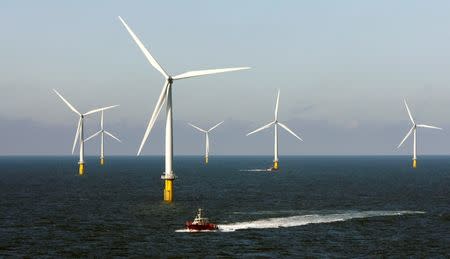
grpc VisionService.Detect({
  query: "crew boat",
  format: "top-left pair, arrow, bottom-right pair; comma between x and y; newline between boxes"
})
185,208 -> 218,232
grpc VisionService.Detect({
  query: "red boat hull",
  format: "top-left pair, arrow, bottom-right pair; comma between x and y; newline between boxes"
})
185,221 -> 218,232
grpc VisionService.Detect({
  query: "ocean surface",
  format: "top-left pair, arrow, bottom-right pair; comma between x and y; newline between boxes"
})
0,156 -> 449,257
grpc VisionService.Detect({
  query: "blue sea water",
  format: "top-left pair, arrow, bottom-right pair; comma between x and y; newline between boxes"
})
0,156 -> 449,257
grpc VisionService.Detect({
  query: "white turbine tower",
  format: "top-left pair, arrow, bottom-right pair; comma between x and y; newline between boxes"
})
118,16 -> 250,202
247,90 -> 303,171
84,110 -> 121,165
397,99 -> 442,168
53,89 -> 118,175
188,121 -> 224,164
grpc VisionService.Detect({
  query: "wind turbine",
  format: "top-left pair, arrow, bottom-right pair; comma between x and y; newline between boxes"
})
247,90 -> 303,171
188,121 -> 224,164
397,99 -> 442,168
53,89 -> 118,175
118,16 -> 250,202
84,110 -> 121,165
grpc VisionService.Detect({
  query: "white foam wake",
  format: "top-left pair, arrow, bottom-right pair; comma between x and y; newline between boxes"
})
218,210 -> 424,232
239,169 -> 270,172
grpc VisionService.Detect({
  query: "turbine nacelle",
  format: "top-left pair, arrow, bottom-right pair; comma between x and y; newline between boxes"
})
397,99 -> 442,149
118,16 -> 250,156
53,89 -> 119,154
247,90 -> 303,142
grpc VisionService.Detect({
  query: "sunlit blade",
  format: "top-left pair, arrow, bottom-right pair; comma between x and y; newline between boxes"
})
72,118 -> 81,154
84,130 -> 102,142
246,121 -> 274,136
417,124 -> 442,130
278,122 -> 303,141
118,16 -> 169,78
397,126 -> 414,148
274,89 -> 280,120
172,67 -> 250,80
105,131 -> 122,142
84,105 -> 119,116
53,89 -> 81,115
208,121 -> 224,132
137,81 -> 170,155
404,99 -> 415,124
188,123 -> 206,133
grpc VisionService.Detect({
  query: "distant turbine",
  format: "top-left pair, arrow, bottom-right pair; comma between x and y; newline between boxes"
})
53,89 -> 118,175
188,121 -> 224,164
118,16 -> 250,202
247,90 -> 303,171
85,110 -> 121,165
397,99 -> 442,168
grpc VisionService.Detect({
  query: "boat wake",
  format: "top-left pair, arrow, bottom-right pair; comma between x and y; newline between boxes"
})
239,169 -> 270,172
218,210 -> 424,232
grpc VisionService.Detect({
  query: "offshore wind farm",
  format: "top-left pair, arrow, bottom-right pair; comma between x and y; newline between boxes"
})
1,1 -> 450,257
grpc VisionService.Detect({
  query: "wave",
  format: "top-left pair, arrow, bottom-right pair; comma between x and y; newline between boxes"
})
218,210 -> 425,232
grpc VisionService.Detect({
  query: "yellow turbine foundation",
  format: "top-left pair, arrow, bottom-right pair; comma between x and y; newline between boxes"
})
273,161 -> 279,170
205,156 -> 208,164
164,179 -> 173,202
413,159 -> 417,169
100,158 -> 104,165
79,163 -> 85,176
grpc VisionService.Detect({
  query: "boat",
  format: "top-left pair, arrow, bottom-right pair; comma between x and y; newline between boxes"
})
185,208 -> 218,232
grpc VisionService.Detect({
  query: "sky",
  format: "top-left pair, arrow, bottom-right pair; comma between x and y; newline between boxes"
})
1,0 -> 450,155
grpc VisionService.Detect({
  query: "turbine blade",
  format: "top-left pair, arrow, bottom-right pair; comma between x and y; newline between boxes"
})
72,118 -> 81,154
84,130 -> 102,142
84,105 -> 119,116
397,126 -> 414,148
53,89 -> 81,115
137,81 -> 170,155
274,89 -> 280,120
188,123 -> 206,133
118,16 -> 169,78
208,121 -> 224,132
404,99 -> 415,124
417,124 -> 443,130
172,67 -> 250,80
246,121 -> 274,136
278,122 -> 303,141
105,131 -> 122,142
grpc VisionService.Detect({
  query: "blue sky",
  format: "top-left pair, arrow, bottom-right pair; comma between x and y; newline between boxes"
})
1,1 -> 450,155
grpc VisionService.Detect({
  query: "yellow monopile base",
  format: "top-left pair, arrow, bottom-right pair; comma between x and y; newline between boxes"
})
79,163 -> 85,176
164,179 -> 174,202
413,159 -> 417,169
100,158 -> 104,165
205,156 -> 208,164
273,161 -> 279,170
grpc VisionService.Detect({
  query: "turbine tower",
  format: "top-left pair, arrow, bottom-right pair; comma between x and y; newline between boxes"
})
53,89 -> 118,175
247,90 -> 303,171
85,110 -> 121,165
188,121 -> 224,164
397,99 -> 442,168
118,16 -> 250,202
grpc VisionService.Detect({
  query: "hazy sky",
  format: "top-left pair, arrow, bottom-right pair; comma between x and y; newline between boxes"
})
2,1 -> 450,155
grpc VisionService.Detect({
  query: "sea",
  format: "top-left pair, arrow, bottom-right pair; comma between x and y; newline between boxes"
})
0,156 -> 449,257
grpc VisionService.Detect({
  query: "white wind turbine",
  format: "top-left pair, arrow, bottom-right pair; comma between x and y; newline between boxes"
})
188,121 -> 224,164
53,89 -> 118,175
118,16 -> 250,202
247,90 -> 303,171
397,99 -> 442,168
84,110 -> 121,165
